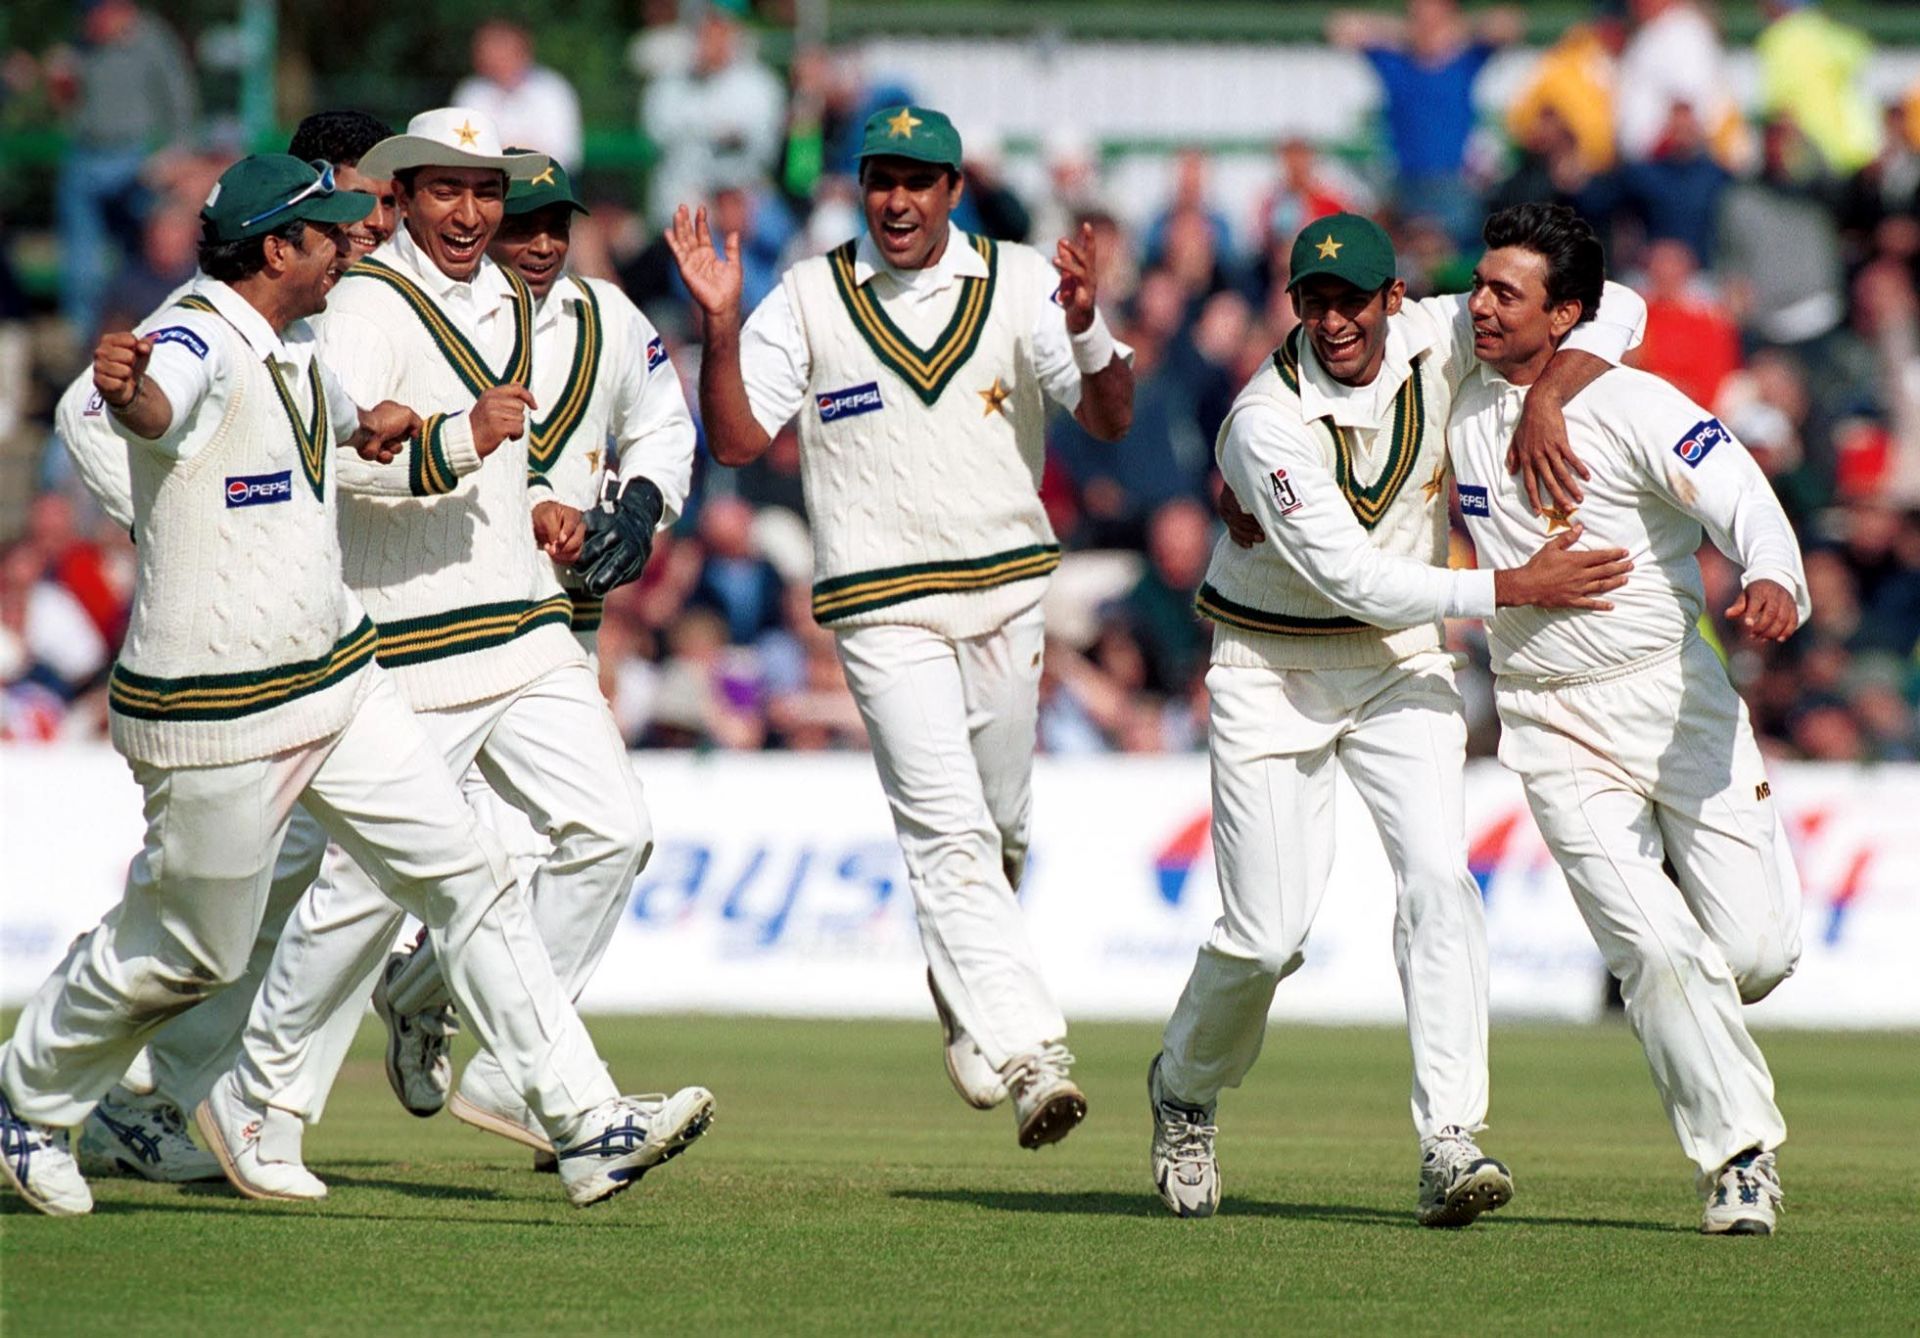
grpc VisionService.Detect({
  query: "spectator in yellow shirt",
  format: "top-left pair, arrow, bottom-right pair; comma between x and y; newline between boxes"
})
1757,0 -> 1882,174
1506,9 -> 1626,176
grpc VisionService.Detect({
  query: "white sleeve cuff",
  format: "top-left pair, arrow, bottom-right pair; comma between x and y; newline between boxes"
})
1447,568 -> 1498,620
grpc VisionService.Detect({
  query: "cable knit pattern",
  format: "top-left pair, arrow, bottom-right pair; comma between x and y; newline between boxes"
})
1203,339 -> 1456,672
111,314 -> 374,767
784,235 -> 1060,640
320,237 -> 582,711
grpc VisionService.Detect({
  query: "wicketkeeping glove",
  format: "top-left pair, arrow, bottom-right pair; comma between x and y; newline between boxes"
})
577,477 -> 666,596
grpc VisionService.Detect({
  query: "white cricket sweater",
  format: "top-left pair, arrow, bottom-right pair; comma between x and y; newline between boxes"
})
1201,309 -> 1467,670
318,230 -> 583,711
1200,287 -> 1647,671
524,273 -> 695,645
777,232 -> 1068,639
107,282 -> 376,767
1449,363 -> 1811,681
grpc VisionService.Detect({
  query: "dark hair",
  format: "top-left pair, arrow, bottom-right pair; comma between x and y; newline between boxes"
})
1480,202 -> 1604,327
197,219 -> 307,283
286,110 -> 393,168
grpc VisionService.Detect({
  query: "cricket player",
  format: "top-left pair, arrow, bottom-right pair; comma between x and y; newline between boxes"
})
1448,203 -> 1807,1235
668,105 -> 1134,1148
372,153 -> 696,1165
51,112 -> 405,1185
1148,213 -> 1647,1224
199,109 -> 708,1196
0,155 -> 685,1216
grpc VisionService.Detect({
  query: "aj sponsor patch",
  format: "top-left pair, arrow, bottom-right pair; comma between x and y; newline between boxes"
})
1269,468 -> 1303,516
83,390 -> 105,417
1457,484 -> 1491,517
149,326 -> 210,359
1673,417 -> 1729,469
817,381 -> 884,422
225,470 -> 293,508
646,335 -> 668,372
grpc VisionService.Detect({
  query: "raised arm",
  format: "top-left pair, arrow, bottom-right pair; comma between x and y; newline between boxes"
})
665,204 -> 773,468
1053,222 -> 1133,441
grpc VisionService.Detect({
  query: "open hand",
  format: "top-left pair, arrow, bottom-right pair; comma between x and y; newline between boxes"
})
664,204 -> 743,323
1054,222 -> 1100,334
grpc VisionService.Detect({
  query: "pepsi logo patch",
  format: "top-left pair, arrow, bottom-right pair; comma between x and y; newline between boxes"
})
817,381 -> 884,423
225,470 -> 293,508
645,335 -> 668,372
1458,484 -> 1490,517
1673,417 -> 1729,469
149,326 -> 209,359
1269,468 -> 1302,516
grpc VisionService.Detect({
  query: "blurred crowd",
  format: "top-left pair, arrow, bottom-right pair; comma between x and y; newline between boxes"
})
7,0 -> 1920,764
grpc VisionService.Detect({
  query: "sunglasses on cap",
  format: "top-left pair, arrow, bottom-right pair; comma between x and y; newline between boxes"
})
239,161 -> 338,232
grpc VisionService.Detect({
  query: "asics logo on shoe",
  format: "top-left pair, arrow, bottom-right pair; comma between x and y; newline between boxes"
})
92,1108 -> 162,1165
559,1118 -> 648,1161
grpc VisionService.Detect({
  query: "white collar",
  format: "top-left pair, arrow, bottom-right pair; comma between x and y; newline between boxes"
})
851,222 -> 989,290
383,225 -> 514,308
533,273 -> 583,332
1295,312 -> 1436,430
192,278 -> 296,366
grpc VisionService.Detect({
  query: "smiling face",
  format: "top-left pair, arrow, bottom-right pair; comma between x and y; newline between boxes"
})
859,155 -> 963,270
398,166 -> 507,281
271,220 -> 352,320
333,163 -> 397,260
1290,273 -> 1403,385
488,203 -> 573,300
1466,245 -> 1582,383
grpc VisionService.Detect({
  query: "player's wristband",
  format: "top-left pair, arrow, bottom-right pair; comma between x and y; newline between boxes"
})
1069,310 -> 1117,375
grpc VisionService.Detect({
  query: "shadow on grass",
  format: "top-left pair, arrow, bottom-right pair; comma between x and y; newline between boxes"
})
892,1188 -> 1689,1234
3,1195 -> 637,1230
892,1188 -> 1409,1227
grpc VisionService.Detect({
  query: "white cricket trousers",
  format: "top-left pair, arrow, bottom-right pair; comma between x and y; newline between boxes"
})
128,808 -> 370,1119
0,671 -> 616,1139
234,659 -> 650,1117
1496,635 -> 1801,1179
834,605 -> 1065,1070
1160,651 -> 1491,1140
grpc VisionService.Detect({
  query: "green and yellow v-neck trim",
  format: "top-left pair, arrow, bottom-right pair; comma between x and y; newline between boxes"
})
1275,328 -> 1424,530
348,256 -> 534,397
829,233 -> 998,406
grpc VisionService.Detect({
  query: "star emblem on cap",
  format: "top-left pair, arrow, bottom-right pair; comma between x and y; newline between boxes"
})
1316,234 -> 1344,260
886,107 -> 922,139
455,120 -> 480,148
978,376 -> 1012,418
1540,504 -> 1577,532
530,165 -> 556,188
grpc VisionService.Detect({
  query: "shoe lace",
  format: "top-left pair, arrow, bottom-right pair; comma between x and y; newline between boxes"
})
1731,1151 -> 1783,1204
1157,1103 -> 1218,1163
1422,1125 -> 1481,1175
1002,1043 -> 1075,1098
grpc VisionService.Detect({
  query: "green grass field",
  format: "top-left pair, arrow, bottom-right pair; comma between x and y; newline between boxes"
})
2,1018 -> 1915,1335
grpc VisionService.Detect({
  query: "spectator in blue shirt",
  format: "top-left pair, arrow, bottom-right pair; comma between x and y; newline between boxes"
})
1329,0 -> 1523,246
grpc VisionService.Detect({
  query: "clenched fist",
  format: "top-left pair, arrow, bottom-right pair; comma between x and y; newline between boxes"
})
94,332 -> 152,410
471,384 -> 539,459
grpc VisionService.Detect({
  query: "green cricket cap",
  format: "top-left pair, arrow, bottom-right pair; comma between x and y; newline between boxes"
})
1287,213 -> 1397,293
200,154 -> 373,243
856,106 -> 963,171
503,149 -> 590,217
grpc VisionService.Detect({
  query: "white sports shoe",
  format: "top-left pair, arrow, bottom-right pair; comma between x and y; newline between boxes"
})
1003,1043 -> 1087,1149
928,970 -> 1008,1110
1148,1054 -> 1219,1218
76,1086 -> 223,1183
194,1074 -> 327,1202
1701,1148 -> 1781,1236
0,1088 -> 93,1217
1417,1125 -> 1514,1228
372,951 -> 457,1118
556,1088 -> 716,1208
447,1053 -> 554,1156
